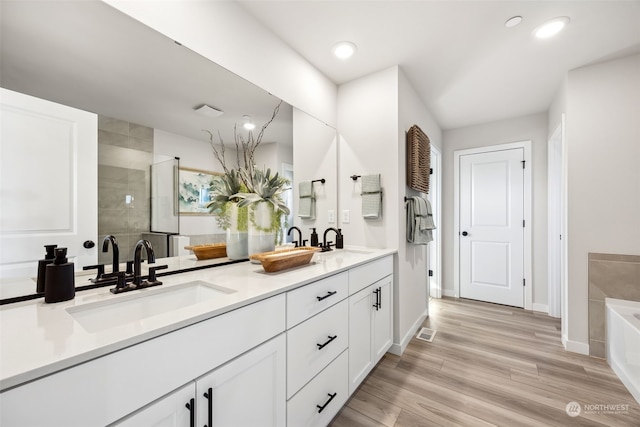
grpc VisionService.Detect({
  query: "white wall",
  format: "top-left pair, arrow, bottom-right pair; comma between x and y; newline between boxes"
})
103,0 -> 337,127
292,108 -> 338,232
337,66 -> 442,353
562,53 -> 640,351
154,129 -> 225,237
397,68 -> 443,352
442,113 -> 549,309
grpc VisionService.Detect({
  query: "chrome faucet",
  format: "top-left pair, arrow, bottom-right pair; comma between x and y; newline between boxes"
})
102,235 -> 120,274
322,228 -> 344,251
133,239 -> 155,286
287,226 -> 306,247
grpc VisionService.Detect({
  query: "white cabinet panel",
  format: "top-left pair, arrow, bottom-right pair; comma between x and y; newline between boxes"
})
286,271 -> 348,328
287,299 -> 348,398
348,256 -> 393,295
114,383 -> 195,427
348,275 -> 393,395
196,334 -> 286,427
0,88 -> 98,278
287,350 -> 348,427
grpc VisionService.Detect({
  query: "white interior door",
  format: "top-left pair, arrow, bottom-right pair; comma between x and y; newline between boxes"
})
459,148 -> 524,307
0,88 -> 97,279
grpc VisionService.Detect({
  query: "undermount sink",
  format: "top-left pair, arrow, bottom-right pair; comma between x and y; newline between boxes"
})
66,280 -> 236,333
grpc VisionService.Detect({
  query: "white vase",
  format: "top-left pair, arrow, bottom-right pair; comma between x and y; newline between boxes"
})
248,201 -> 276,257
225,203 -> 248,260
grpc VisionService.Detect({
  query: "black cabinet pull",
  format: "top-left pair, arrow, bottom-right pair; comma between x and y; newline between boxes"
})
317,335 -> 337,350
378,286 -> 382,310
185,398 -> 195,427
373,288 -> 380,311
316,392 -> 337,413
316,291 -> 337,301
203,387 -> 213,427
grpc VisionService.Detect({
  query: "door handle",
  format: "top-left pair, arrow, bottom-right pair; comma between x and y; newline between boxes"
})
203,387 -> 213,427
461,231 -> 469,236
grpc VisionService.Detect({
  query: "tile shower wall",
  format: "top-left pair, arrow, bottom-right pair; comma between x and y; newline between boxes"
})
98,116 -> 153,265
588,253 -> 640,358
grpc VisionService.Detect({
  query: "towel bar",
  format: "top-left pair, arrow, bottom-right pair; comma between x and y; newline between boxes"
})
350,175 -> 361,181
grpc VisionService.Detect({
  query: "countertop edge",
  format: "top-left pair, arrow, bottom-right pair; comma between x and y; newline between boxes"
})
1,248 -> 397,391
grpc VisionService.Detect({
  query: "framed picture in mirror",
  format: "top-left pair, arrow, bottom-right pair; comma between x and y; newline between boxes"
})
178,167 -> 222,215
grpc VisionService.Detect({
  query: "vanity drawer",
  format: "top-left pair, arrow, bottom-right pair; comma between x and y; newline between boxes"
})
287,271 -> 348,328
349,255 -> 393,295
287,299 -> 348,398
287,350 -> 348,427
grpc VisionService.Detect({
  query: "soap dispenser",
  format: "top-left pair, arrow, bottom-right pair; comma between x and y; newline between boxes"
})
310,228 -> 319,247
44,247 -> 75,303
36,244 -> 58,293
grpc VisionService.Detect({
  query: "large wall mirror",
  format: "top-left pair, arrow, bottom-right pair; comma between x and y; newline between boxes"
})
0,0 -> 337,300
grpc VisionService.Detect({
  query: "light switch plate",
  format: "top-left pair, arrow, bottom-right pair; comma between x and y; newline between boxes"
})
328,209 -> 335,223
342,209 -> 350,223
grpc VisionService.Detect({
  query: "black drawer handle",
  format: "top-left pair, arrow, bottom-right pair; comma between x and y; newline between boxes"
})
316,291 -> 337,301
316,392 -> 337,413
317,335 -> 337,350
203,387 -> 213,427
185,398 -> 195,427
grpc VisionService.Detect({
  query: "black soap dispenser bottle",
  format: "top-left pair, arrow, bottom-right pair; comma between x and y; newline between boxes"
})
44,247 -> 75,303
36,244 -> 57,293
310,228 -> 319,247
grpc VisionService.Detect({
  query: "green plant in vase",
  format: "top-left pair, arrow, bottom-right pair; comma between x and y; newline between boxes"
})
234,168 -> 290,255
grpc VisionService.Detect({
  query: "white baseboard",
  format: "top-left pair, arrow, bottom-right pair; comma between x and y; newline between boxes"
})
389,308 -> 429,356
562,335 -> 589,355
532,303 -> 549,314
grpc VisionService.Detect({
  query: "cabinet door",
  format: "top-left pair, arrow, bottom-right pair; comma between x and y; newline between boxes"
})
196,334 -> 286,427
114,383 -> 195,427
373,275 -> 393,364
348,285 -> 374,395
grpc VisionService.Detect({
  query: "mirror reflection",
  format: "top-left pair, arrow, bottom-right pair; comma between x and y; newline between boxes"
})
0,1 -> 336,301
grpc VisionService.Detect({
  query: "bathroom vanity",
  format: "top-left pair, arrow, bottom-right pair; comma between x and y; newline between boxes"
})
0,247 -> 395,426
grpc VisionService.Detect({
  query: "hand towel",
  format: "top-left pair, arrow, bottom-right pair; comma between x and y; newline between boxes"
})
406,196 -> 435,244
298,181 -> 315,219
361,174 -> 382,219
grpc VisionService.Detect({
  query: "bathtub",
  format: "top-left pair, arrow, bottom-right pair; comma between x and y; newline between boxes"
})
606,298 -> 640,404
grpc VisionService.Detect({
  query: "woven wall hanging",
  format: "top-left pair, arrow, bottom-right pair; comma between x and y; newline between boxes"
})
406,124 -> 431,193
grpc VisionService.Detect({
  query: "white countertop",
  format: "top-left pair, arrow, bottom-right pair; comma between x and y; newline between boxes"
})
0,246 -> 396,391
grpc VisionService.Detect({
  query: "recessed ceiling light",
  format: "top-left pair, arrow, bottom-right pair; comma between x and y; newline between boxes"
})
505,16 -> 523,28
194,104 -> 223,118
332,41 -> 357,60
534,16 -> 570,39
242,115 -> 255,131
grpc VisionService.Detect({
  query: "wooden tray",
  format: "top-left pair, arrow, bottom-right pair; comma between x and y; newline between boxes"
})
250,247 -> 320,273
184,243 -> 227,260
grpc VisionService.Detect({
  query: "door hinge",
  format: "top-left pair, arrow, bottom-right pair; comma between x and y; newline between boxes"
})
523,219 -> 525,227
521,160 -> 525,169
523,278 -> 526,287
430,168 -> 433,175
428,269 -> 433,277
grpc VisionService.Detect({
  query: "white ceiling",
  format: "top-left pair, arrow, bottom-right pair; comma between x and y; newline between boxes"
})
0,0 -> 292,145
237,0 -> 640,130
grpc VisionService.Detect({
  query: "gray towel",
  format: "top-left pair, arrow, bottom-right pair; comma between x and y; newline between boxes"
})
362,174 -> 382,219
406,196 -> 435,244
298,181 -> 315,219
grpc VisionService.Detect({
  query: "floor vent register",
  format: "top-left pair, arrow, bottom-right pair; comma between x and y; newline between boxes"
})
416,327 -> 437,343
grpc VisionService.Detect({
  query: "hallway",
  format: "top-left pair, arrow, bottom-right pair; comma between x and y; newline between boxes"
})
330,297 -> 640,426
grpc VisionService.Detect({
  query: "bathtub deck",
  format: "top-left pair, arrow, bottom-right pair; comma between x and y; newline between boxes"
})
330,297 -> 640,427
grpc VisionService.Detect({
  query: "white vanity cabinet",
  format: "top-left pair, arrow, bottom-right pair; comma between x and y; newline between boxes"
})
348,257 -> 394,395
116,334 -> 286,427
285,271 -> 349,427
0,295 -> 286,427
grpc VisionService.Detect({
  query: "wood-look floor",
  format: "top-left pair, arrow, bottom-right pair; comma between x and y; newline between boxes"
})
329,297 -> 640,427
